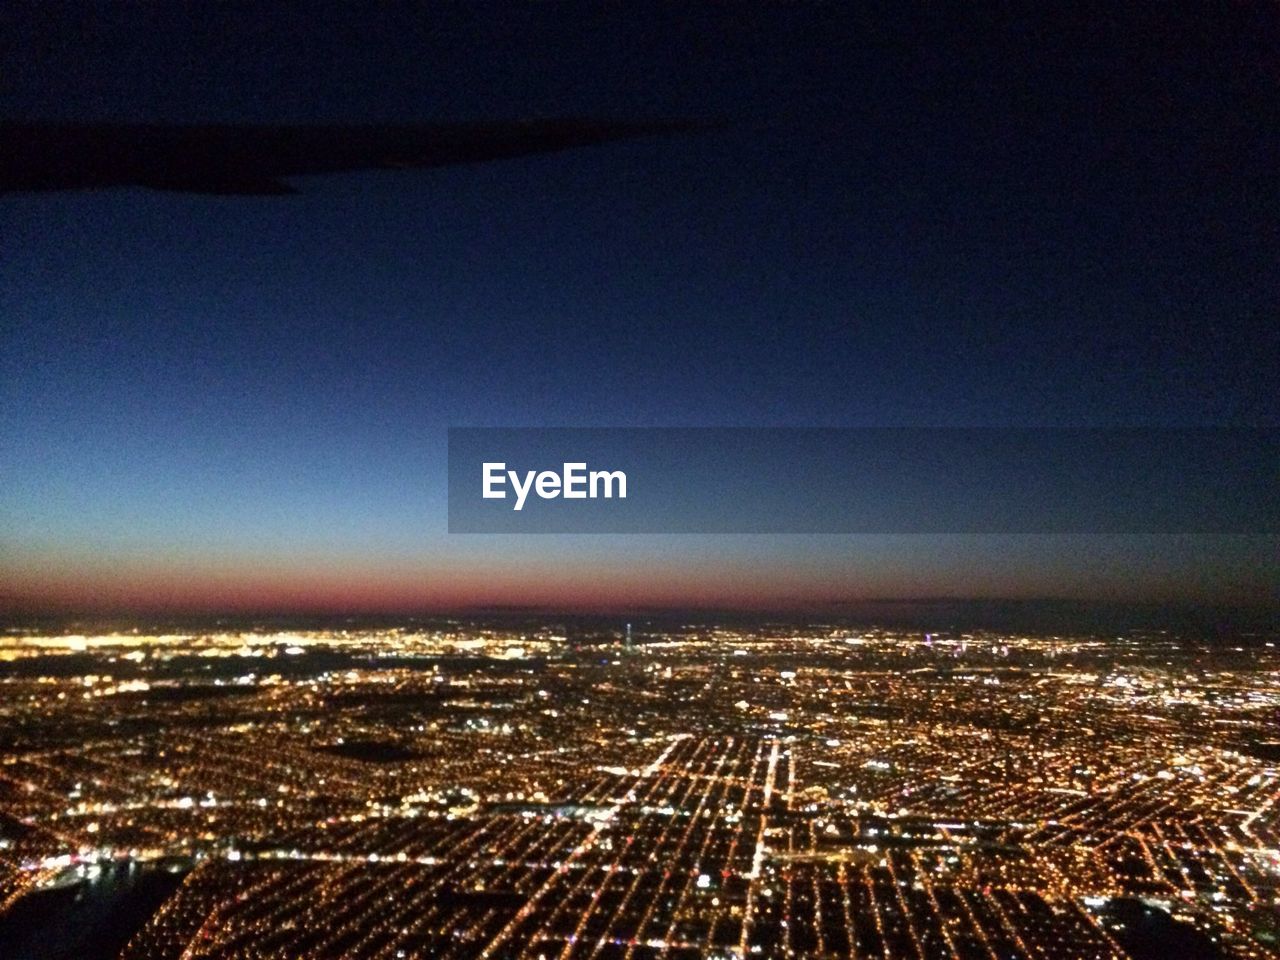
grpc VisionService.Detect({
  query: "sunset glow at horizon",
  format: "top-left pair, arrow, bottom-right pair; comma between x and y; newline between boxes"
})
4,534 -> 1275,617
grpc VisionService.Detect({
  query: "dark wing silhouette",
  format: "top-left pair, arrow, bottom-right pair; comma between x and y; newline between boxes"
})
0,119 -> 706,195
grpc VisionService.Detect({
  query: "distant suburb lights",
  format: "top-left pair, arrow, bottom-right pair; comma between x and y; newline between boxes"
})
483,462 -> 627,511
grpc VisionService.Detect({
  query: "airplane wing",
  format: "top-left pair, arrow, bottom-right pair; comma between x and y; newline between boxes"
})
0,119 -> 709,194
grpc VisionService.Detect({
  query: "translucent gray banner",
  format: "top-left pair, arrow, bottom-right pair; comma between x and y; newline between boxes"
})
447,428 -> 1277,534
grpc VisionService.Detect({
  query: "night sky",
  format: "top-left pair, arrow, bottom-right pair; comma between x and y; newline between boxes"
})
1,3 -> 1276,616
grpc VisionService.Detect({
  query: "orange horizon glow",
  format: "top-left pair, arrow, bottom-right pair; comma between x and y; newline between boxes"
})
2,544 -> 1274,618
0,564 -> 870,615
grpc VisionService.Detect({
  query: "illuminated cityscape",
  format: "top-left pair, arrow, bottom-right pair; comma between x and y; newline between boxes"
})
0,622 -> 1275,958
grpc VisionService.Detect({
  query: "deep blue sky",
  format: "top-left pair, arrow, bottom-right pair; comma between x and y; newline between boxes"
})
1,3 -> 1276,615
